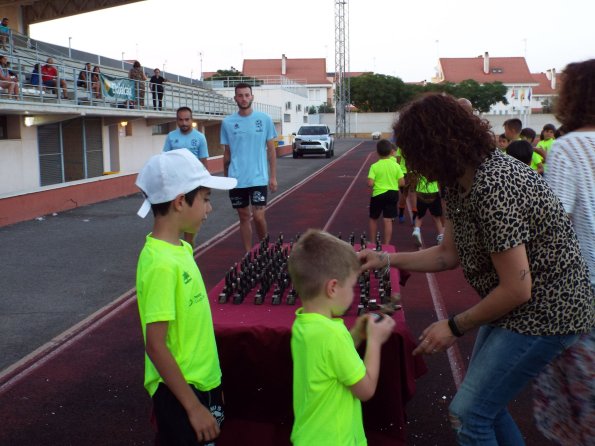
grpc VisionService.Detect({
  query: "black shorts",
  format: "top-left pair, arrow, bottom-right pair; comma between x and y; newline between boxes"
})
153,383 -> 224,446
229,186 -> 268,209
416,193 -> 442,218
369,190 -> 399,219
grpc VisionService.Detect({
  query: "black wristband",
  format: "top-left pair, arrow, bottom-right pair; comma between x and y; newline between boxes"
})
448,316 -> 464,337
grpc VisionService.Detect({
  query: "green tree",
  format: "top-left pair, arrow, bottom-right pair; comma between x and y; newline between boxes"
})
419,80 -> 508,113
205,68 -> 263,88
349,74 -> 414,112
317,103 -> 335,113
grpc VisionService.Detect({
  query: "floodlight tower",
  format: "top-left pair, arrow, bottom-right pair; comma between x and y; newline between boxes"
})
334,0 -> 350,137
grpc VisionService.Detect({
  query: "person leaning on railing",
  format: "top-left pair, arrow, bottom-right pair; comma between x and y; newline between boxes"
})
0,18 -> 11,52
129,60 -> 147,108
0,54 -> 18,98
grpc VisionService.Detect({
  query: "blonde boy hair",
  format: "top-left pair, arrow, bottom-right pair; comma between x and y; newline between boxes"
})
288,229 -> 360,300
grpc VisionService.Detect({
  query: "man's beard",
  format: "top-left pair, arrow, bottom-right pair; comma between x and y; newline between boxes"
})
236,100 -> 253,110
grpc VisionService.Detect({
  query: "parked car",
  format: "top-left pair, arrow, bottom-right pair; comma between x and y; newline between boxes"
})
371,131 -> 382,140
292,124 -> 334,158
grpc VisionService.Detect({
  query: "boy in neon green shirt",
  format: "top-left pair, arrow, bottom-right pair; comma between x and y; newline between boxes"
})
535,123 -> 556,161
368,139 -> 405,245
288,229 -> 395,445
135,149 -> 237,445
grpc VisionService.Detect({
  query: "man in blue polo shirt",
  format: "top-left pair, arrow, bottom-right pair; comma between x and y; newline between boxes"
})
163,106 -> 208,166
163,106 -> 209,246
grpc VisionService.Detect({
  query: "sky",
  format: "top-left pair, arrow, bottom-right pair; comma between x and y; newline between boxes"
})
30,0 -> 595,83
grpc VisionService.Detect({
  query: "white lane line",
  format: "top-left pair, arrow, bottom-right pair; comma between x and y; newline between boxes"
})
424,271 -> 466,388
323,152 -> 373,232
0,142 -> 366,391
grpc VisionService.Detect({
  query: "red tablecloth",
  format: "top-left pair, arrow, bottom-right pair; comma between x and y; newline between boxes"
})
210,244 -> 426,445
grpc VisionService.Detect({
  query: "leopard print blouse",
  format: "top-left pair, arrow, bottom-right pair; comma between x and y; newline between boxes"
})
445,150 -> 594,335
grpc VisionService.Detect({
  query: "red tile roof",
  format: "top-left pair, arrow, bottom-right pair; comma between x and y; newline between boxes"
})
243,58 -> 332,85
439,56 -> 537,84
531,72 -> 558,95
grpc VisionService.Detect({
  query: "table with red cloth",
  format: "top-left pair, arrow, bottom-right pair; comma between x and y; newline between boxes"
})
210,244 -> 427,446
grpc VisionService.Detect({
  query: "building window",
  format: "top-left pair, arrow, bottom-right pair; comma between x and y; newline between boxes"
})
284,114 -> 291,123
152,123 -> 169,135
303,116 -> 308,123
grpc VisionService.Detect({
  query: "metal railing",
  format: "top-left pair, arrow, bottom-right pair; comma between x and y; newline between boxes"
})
1,31 -> 282,120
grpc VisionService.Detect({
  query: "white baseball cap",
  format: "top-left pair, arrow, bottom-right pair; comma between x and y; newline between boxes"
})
135,149 -> 237,218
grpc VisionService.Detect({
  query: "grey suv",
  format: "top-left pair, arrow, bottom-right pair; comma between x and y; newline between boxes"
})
292,125 -> 334,158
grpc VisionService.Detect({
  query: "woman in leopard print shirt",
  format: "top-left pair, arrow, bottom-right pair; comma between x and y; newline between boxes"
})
359,93 -> 593,445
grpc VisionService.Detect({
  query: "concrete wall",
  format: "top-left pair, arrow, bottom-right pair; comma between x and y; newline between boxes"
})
318,112 -> 560,139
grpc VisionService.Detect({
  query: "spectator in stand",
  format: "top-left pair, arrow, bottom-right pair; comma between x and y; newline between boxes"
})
0,18 -> 11,52
41,57 -> 68,99
77,62 -> 92,91
0,54 -> 18,98
150,68 -> 166,110
30,63 -> 41,88
91,66 -> 101,99
129,60 -> 147,108
536,59 -> 595,445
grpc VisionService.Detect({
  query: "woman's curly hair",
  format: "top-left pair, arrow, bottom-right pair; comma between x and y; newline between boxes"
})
393,93 -> 495,187
555,59 -> 595,132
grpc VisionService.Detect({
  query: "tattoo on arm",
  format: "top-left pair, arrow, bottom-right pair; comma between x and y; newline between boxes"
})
519,269 -> 529,281
436,255 -> 448,271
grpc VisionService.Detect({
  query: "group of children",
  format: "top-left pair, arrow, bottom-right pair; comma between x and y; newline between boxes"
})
498,120 -> 559,173
367,139 -> 445,249
134,148 -> 396,445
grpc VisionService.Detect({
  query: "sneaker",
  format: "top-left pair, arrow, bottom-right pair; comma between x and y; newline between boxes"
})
412,228 -> 422,247
398,215 -> 405,224
436,233 -> 444,245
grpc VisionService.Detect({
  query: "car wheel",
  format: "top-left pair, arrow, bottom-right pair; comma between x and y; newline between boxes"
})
325,151 -> 331,158
292,152 -> 298,159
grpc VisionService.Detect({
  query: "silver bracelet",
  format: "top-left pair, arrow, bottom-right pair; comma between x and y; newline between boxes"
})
379,251 -> 391,276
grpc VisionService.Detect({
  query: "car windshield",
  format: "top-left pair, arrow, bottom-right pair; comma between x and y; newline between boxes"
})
298,126 -> 327,135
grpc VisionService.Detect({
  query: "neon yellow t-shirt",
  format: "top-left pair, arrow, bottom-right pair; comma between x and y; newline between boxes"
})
415,176 -> 439,194
530,151 -> 544,171
395,147 -> 408,174
291,310 -> 367,446
368,158 -> 404,197
136,235 -> 221,396
537,138 -> 555,155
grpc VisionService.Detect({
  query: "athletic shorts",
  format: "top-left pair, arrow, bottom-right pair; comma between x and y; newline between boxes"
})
153,383 -> 224,446
416,193 -> 442,218
229,186 -> 268,209
369,190 -> 399,219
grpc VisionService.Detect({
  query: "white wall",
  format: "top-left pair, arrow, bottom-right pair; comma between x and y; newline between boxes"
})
0,125 -> 40,196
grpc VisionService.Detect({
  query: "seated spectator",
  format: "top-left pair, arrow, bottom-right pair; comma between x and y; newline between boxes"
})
41,57 -> 68,99
91,65 -> 101,99
0,54 -> 18,97
30,63 -> 41,87
0,18 -> 11,52
77,62 -> 92,91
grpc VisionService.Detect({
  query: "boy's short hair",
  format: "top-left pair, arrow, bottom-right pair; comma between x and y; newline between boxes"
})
376,139 -> 393,157
542,123 -> 556,133
503,118 -> 522,133
288,229 -> 360,301
507,140 -> 533,165
135,149 -> 237,218
520,127 -> 536,144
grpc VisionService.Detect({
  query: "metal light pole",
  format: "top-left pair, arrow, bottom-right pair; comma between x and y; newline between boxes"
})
199,52 -> 203,81
121,52 -> 125,70
68,37 -> 72,58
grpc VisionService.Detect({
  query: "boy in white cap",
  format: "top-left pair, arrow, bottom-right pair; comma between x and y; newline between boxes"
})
135,149 -> 237,445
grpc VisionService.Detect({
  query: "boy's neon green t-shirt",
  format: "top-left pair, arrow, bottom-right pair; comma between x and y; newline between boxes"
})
415,176 -> 439,194
530,151 -> 544,171
368,158 -> 404,197
395,147 -> 408,174
291,309 -> 367,445
537,138 -> 555,155
136,235 -> 221,396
